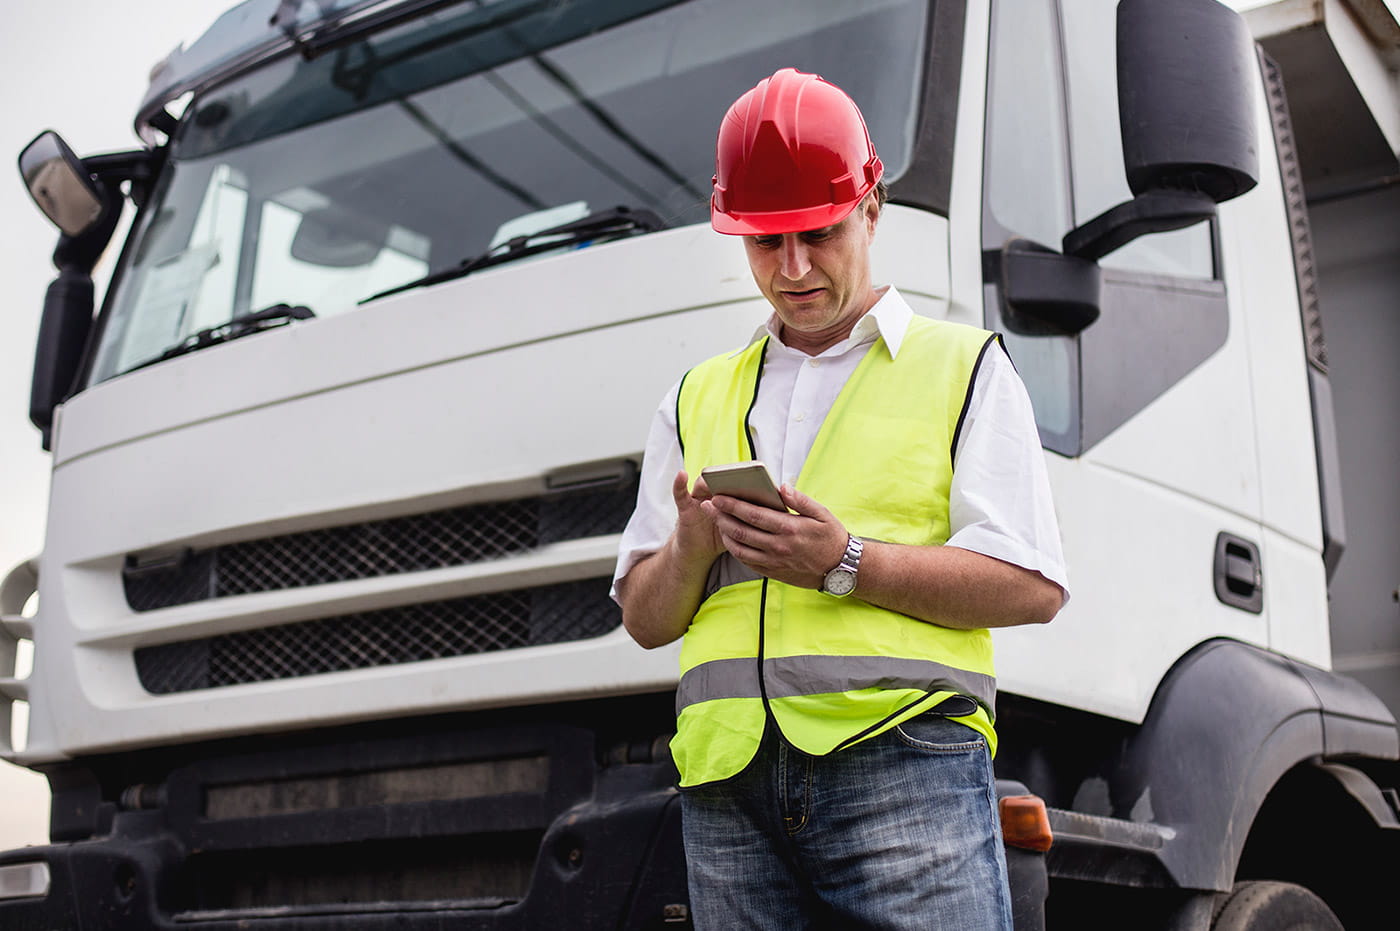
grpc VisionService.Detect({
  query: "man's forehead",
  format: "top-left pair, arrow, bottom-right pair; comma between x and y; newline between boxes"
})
748,221 -> 842,240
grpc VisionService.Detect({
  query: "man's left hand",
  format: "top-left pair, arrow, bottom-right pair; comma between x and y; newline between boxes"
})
701,485 -> 848,590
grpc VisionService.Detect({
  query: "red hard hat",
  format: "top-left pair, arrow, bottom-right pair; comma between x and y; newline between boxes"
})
711,68 -> 884,236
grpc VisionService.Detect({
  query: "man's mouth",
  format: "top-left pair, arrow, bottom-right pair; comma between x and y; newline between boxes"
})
783,288 -> 825,301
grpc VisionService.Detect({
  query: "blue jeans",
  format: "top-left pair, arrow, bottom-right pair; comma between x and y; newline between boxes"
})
680,715 -> 1012,930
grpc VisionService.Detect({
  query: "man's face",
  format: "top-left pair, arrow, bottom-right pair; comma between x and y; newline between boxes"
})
743,197 -> 880,355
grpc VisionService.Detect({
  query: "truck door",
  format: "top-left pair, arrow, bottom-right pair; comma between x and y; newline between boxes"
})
980,0 -> 1271,724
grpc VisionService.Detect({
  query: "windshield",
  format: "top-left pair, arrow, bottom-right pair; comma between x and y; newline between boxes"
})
89,0 -> 934,385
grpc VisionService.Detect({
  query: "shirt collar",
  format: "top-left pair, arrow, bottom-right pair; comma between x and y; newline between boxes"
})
735,286 -> 914,360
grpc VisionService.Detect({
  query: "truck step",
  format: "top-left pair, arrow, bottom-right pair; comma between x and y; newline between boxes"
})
1045,807 -> 1178,887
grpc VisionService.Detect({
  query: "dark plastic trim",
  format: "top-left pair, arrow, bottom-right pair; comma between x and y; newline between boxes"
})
1214,532 -> 1264,614
996,779 -> 1049,931
1061,190 -> 1216,262
11,695 -> 690,929
887,0 -> 966,216
1000,239 -> 1101,334
1047,639 -> 1398,892
1259,47 -> 1348,581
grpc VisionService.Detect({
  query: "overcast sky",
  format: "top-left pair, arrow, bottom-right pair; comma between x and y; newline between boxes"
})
0,0 -> 231,850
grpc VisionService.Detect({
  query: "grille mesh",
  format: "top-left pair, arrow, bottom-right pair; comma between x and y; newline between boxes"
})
135,577 -> 619,694
124,482 -> 635,612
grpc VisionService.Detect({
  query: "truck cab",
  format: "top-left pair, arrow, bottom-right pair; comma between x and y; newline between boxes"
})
2,0 -> 1397,927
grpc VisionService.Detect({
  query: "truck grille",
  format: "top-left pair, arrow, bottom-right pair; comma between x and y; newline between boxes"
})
134,577 -> 619,694
123,481 -> 635,612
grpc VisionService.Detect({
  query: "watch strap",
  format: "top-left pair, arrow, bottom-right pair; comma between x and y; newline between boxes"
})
821,535 -> 864,596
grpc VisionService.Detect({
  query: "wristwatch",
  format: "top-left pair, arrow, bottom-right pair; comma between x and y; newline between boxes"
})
821,535 -> 864,597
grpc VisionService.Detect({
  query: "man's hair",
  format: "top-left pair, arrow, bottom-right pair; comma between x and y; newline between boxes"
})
855,180 -> 888,219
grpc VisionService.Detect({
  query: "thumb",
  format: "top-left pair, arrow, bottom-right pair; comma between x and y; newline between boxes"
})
779,483 -> 832,521
672,469 -> 692,506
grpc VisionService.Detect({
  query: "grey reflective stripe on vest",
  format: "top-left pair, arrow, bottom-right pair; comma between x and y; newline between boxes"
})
702,554 -> 763,598
676,654 -> 996,717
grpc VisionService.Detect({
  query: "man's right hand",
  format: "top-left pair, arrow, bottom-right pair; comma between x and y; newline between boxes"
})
617,469 -> 727,649
672,470 -> 727,563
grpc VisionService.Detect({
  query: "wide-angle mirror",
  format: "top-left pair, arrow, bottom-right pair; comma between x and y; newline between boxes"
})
18,131 -> 105,237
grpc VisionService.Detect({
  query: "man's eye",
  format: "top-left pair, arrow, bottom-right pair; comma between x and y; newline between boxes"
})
802,230 -> 832,243
754,237 -> 781,249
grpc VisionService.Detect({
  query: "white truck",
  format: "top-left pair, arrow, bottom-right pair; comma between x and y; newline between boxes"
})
2,0 -> 1396,927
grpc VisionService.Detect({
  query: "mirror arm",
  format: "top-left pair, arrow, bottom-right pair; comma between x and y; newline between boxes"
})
146,108 -> 179,139
47,148 -> 159,270
83,148 -> 164,209
1062,189 -> 1217,261
82,149 -> 158,185
51,184 -> 124,275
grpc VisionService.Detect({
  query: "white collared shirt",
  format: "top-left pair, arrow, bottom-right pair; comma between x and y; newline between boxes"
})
612,287 -> 1069,602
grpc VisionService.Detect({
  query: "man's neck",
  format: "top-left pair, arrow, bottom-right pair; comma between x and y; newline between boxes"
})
779,325 -> 856,357
777,286 -> 887,356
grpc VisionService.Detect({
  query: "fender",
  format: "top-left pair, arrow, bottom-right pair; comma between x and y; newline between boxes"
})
1066,638 -> 1398,892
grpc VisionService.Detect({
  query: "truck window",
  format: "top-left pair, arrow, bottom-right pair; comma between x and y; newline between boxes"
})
983,0 -> 1230,455
985,0 -> 1071,252
1059,0 -> 1215,280
982,0 -> 1079,454
89,165 -> 432,380
84,0 -> 936,387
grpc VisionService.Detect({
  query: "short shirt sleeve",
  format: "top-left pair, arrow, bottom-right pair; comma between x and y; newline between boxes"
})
946,344 -> 1069,604
611,379 -> 685,599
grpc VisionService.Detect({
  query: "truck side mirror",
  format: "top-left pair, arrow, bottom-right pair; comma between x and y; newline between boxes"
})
1063,0 -> 1260,261
19,133 -> 129,451
18,131 -> 108,238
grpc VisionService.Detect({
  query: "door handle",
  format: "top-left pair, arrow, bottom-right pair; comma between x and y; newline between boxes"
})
1214,532 -> 1263,613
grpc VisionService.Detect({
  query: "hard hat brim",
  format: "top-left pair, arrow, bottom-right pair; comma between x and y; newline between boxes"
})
710,196 -> 864,237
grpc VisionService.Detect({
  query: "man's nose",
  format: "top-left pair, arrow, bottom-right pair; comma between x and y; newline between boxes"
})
778,236 -> 811,281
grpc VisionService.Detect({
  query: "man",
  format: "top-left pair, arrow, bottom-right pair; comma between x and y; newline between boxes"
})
612,68 -> 1068,929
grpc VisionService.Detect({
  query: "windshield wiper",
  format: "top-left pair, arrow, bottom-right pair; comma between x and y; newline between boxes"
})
131,303 -> 316,372
361,205 -> 666,304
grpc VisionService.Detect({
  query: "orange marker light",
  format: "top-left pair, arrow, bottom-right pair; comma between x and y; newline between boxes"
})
1000,794 -> 1054,852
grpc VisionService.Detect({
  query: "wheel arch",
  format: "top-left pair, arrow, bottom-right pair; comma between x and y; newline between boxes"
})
1105,639 -> 1397,892
1232,756 -> 1400,929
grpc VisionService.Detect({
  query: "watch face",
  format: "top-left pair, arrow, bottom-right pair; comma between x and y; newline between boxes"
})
824,568 -> 856,596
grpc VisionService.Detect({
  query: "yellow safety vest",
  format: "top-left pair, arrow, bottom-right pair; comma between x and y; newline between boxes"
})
672,315 -> 1003,787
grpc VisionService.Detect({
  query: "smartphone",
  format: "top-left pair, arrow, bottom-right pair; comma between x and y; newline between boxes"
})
700,461 -> 785,510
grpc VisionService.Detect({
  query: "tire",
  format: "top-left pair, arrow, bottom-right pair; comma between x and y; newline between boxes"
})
1212,881 -> 1344,931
